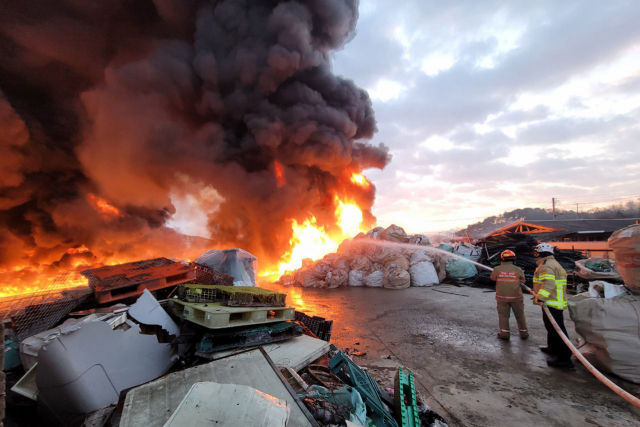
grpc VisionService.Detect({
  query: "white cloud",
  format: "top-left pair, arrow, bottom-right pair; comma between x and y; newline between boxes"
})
421,54 -> 455,76
367,79 -> 405,101
337,1 -> 640,231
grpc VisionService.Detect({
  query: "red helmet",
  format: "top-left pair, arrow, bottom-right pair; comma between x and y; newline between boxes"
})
501,250 -> 516,260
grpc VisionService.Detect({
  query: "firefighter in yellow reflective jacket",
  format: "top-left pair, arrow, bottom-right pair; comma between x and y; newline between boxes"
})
532,243 -> 574,370
490,250 -> 528,340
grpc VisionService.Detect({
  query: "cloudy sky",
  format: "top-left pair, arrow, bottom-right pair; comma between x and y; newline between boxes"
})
331,0 -> 640,233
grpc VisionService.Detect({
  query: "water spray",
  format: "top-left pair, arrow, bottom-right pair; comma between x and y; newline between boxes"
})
356,238 -> 640,408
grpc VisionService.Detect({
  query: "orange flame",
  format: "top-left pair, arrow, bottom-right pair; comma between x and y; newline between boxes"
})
277,217 -> 338,275
274,161 -> 285,187
350,173 -> 370,189
275,198 -> 366,275
335,199 -> 363,237
66,244 -> 90,255
88,193 -> 121,217
0,268 -> 89,298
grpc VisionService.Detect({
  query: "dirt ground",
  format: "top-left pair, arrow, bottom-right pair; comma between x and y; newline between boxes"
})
264,282 -> 640,427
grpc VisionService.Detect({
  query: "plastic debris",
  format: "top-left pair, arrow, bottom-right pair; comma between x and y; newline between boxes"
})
197,321 -> 303,354
195,248 -> 258,287
329,351 -> 399,427
394,367 -> 419,427
164,382 -> 291,427
34,290 -> 180,424
177,284 -> 287,306
304,385 -> 368,426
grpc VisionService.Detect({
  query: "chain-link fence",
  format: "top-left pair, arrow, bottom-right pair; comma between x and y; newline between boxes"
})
0,271 -> 92,342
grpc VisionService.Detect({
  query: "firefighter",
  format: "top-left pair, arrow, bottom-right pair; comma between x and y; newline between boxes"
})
532,243 -> 574,370
490,250 -> 528,340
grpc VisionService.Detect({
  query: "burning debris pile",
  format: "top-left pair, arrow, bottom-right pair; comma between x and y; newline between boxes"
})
0,0 -> 390,296
1,248 -> 449,427
278,224 -> 481,289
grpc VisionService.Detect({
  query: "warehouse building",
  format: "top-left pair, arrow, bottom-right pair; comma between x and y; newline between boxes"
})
485,218 -> 640,258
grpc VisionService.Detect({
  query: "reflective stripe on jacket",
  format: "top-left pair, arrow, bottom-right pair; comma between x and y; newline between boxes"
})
533,255 -> 568,309
490,262 -> 525,301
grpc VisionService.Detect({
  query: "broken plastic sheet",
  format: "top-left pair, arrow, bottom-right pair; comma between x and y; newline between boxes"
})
35,290 -> 180,422
164,382 -> 290,427
20,313 -> 111,371
305,385 -> 368,426
120,348 -> 315,427
195,248 -> 258,287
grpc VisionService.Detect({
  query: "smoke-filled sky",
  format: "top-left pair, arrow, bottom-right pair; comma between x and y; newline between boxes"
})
0,0 -> 390,277
330,0 -> 640,233
2,0 -> 640,281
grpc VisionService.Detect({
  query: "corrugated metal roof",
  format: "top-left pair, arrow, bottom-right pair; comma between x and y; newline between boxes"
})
486,218 -> 640,238
523,219 -> 640,233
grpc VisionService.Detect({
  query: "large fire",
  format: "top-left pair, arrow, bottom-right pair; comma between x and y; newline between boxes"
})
350,173 -> 371,190
0,267 -> 90,299
88,193 -> 121,217
275,198 -> 368,276
1,2 -> 390,298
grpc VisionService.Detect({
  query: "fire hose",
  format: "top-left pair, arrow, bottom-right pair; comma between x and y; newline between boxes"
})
512,279 -> 640,409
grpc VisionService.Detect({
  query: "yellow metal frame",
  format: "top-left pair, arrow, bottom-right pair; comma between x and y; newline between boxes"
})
489,222 -> 563,236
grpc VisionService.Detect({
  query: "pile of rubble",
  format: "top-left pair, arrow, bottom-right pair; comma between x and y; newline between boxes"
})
279,225 -> 480,290
1,247 -> 449,427
473,233 -> 585,287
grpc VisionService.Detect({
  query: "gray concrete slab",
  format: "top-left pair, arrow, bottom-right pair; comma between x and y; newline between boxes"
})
263,283 -> 640,427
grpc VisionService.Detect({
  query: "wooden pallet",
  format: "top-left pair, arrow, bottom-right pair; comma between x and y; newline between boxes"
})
169,300 -> 295,329
93,270 -> 195,304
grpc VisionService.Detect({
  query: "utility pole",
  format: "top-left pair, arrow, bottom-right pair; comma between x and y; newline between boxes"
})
552,198 -> 557,219
576,203 -> 579,219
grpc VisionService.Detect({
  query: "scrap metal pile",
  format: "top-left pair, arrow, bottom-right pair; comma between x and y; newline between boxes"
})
279,225 -> 480,290
473,233 -> 585,287
1,247 -> 448,427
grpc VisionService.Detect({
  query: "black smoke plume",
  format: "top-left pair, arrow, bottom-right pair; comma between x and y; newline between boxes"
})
0,0 -> 390,287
